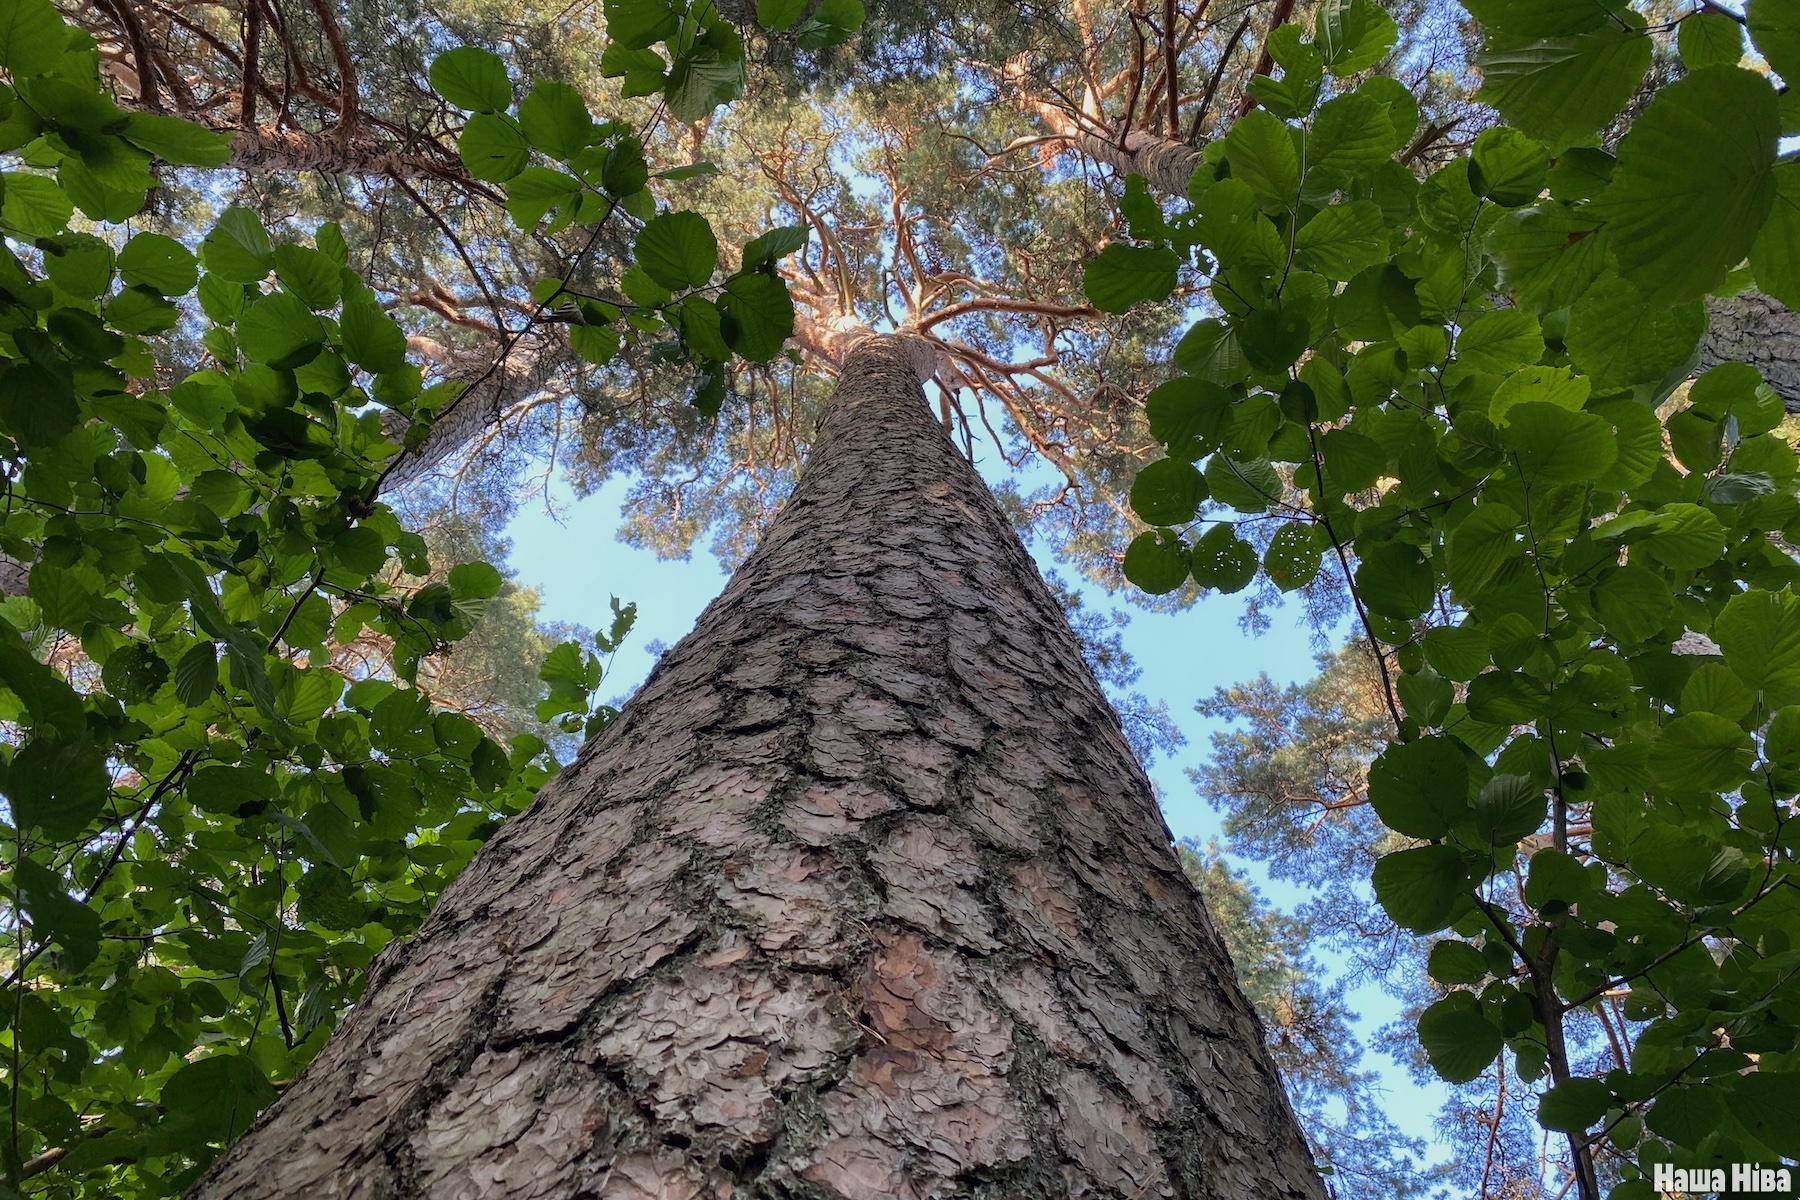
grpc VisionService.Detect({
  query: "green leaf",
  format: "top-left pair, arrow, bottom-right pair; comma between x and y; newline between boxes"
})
9,738 -> 108,839
458,114 -> 530,184
1314,0 -> 1397,75
1263,523 -> 1323,592
1145,376 -> 1233,459
1368,735 -> 1470,838
449,561 -> 505,600
1083,243 -> 1181,314
1538,1079 -> 1612,1133
1122,530 -> 1189,595
1189,523 -> 1257,594
1715,587 -> 1800,693
272,243 -> 341,310
1374,844 -> 1466,932
0,0 -> 67,75
1565,275 -> 1707,389
794,0 -> 863,49
1306,93 -> 1394,188
1294,200 -> 1388,280
518,80 -> 592,160
1598,66 -> 1780,303
503,167 -> 582,229
605,0 -> 681,48
1476,16 -> 1653,148
201,206 -> 275,284
340,299 -> 409,375
1751,159 -> 1800,309
570,323 -> 622,366
1488,365 -> 1589,425
1423,624 -> 1490,681
742,224 -> 809,269
1472,773 -> 1545,845
1500,403 -> 1616,484
1469,127 -> 1549,207
238,292 -> 326,368
719,272 -> 794,362
1355,540 -> 1435,620
1204,454 -> 1281,512
1427,940 -> 1489,986
758,0 -> 807,30
1524,848 -> 1592,909
1454,309 -> 1543,375
1651,712 -> 1754,790
1418,999 -> 1503,1084
1462,0 -> 1625,37
173,642 -> 218,706
1680,11 -> 1744,70
1224,109 -> 1300,211
430,47 -> 512,112
12,859 -> 99,970
1237,304 -> 1313,371
117,231 -> 197,295
1748,0 -> 1800,83
1727,1073 -> 1800,1159
0,171 -> 70,238
636,211 -> 718,290
666,49 -> 744,124
1129,457 -> 1206,526
119,113 -> 233,167
161,1055 -> 278,1141
1593,564 -> 1673,644
1642,503 -> 1725,571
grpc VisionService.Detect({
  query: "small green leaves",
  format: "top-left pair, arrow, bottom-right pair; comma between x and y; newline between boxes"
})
1476,14 -> 1652,149
636,211 -> 718,289
161,1055 -> 279,1141
1083,243 -> 1181,313
1598,66 -> 1780,302
430,47 -> 513,112
1427,939 -> 1489,986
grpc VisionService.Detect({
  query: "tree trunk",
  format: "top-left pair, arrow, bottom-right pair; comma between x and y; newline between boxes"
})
1030,113 -> 1800,409
187,334 -> 1325,1200
224,125 -> 464,181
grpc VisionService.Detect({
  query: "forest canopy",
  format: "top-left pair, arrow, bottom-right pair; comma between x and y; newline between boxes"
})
0,0 -> 1796,1196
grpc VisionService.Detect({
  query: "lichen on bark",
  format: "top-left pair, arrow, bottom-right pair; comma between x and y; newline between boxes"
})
188,335 -> 1325,1200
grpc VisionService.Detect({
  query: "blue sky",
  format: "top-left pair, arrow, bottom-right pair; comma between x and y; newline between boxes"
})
501,430 -> 1452,1157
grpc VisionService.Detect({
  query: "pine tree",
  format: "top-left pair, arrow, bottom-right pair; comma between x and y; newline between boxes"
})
187,334 -> 1324,1198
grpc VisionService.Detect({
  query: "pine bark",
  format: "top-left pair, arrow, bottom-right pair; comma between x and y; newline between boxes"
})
188,335 -> 1325,1200
1032,115 -> 1800,408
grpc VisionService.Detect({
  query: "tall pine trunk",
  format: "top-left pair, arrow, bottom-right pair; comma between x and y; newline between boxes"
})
189,335 -> 1325,1200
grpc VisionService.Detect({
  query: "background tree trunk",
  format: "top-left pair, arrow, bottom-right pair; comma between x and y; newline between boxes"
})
188,334 -> 1325,1200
